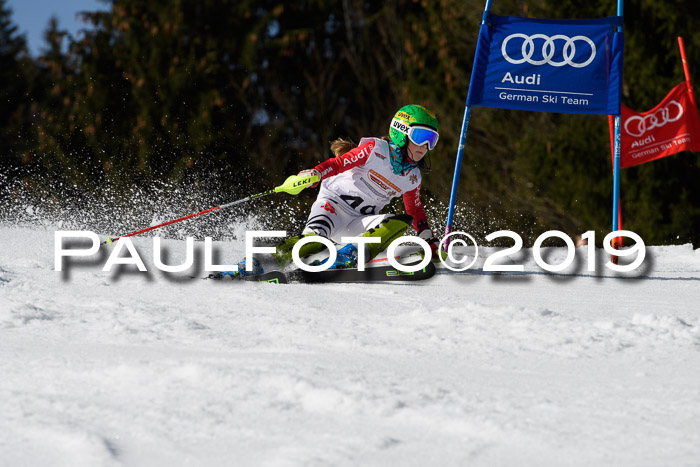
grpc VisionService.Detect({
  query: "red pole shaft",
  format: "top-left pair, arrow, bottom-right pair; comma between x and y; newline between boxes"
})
679,36 -> 697,106
103,188 -> 274,244
109,206 -> 221,243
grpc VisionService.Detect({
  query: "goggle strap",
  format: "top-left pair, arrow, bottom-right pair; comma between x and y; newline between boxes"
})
390,118 -> 411,135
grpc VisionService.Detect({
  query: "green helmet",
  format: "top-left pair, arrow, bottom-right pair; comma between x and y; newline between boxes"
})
389,104 -> 439,148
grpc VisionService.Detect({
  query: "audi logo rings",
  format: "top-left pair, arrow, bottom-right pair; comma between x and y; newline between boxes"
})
624,101 -> 684,137
501,33 -> 597,68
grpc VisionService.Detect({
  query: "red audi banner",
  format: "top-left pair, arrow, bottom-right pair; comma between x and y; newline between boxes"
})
609,82 -> 700,168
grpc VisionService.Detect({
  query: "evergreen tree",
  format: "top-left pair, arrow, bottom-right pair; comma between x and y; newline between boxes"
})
0,0 -> 32,172
3,0 -> 699,245
516,0 -> 700,245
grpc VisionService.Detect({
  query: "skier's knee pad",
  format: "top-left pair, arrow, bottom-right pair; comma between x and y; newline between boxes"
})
360,214 -> 412,260
274,233 -> 328,266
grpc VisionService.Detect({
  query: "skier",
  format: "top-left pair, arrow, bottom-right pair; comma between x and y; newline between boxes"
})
237,104 -> 442,276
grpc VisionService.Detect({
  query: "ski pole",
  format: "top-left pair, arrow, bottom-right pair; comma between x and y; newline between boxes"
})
103,173 -> 319,245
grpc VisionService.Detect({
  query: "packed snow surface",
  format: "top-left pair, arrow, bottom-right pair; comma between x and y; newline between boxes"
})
1,225 -> 699,466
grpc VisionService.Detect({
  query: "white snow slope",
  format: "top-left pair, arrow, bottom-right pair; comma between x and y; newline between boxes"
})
1,225 -> 700,467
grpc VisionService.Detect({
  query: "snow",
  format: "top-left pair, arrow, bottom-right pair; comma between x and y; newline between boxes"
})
1,225 -> 700,466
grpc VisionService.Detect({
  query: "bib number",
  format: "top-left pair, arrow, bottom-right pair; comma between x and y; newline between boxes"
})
340,194 -> 377,215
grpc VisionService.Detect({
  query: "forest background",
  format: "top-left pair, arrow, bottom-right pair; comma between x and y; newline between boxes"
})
1,0 -> 699,246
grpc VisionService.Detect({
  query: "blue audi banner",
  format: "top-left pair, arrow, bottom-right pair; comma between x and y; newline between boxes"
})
467,14 -> 624,115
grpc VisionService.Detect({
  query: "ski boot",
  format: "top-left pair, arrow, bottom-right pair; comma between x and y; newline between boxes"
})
328,243 -> 358,270
311,214 -> 411,270
208,257 -> 263,280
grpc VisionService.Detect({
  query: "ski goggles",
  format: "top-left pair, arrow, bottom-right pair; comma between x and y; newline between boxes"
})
392,118 -> 439,150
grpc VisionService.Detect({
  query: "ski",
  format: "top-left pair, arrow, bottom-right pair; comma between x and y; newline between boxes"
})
207,260 -> 435,284
206,270 -> 288,283
365,251 -> 425,265
239,271 -> 288,284
287,260 -> 436,283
